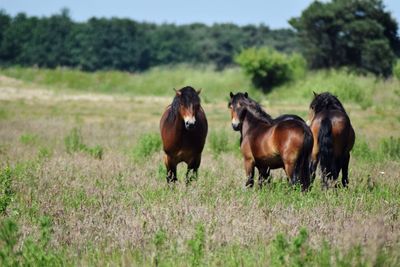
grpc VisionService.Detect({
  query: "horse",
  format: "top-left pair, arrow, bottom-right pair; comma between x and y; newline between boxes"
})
160,86 -> 208,184
308,92 -> 355,187
228,92 -> 313,190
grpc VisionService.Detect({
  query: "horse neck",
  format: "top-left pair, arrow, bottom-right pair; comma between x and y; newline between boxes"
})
241,111 -> 270,137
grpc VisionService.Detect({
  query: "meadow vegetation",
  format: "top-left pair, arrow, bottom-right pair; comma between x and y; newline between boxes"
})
0,66 -> 399,266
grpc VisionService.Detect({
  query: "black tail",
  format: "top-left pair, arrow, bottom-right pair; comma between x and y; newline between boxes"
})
294,124 -> 313,190
318,117 -> 334,183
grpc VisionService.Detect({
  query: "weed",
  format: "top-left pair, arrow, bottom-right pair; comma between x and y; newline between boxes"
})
153,229 -> 167,265
86,145 -> 103,160
64,128 -> 85,154
132,133 -> 161,161
64,128 -> 103,159
209,130 -> 229,156
379,137 -> 400,160
0,218 -> 65,266
0,167 -> 13,214
188,223 -> 206,267
20,133 -> 39,145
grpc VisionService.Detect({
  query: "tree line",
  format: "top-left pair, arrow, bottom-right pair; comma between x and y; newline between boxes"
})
0,9 -> 299,71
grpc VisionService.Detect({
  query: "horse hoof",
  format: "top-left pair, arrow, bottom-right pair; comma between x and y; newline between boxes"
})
245,180 -> 254,188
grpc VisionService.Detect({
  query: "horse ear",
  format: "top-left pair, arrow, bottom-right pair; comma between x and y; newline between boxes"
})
196,88 -> 202,95
244,92 -> 248,98
230,92 -> 234,98
313,91 -> 318,97
174,88 -> 181,96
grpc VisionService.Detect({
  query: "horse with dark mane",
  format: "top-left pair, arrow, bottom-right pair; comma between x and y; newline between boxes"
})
160,86 -> 208,184
308,92 -> 355,187
228,92 -> 313,190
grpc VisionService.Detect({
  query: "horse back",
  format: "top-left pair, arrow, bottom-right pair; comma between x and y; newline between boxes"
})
249,119 -> 307,169
311,110 -> 354,158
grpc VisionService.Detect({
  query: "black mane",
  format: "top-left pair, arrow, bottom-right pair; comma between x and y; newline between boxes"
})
310,92 -> 346,114
167,86 -> 200,122
230,92 -> 273,124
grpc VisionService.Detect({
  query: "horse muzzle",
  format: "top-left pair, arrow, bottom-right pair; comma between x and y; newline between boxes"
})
184,116 -> 196,130
231,118 -> 241,131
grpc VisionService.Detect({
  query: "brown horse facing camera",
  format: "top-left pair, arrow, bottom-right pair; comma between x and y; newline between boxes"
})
160,86 -> 208,184
228,92 -> 313,190
308,92 -> 355,187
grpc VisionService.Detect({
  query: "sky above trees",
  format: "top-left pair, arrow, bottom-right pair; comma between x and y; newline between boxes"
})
2,0 -> 399,29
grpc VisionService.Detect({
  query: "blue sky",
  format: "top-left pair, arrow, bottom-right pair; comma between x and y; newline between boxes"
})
1,0 -> 400,29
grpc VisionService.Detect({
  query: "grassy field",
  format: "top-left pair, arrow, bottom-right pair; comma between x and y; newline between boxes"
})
0,66 -> 399,266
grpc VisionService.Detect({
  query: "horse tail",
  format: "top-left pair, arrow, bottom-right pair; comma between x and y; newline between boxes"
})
318,117 -> 334,182
294,124 -> 313,190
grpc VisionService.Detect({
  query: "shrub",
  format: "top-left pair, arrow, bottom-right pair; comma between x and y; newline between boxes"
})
132,133 -> 161,161
235,47 -> 305,91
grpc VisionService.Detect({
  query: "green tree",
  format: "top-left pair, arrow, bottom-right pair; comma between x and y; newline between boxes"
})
290,0 -> 399,77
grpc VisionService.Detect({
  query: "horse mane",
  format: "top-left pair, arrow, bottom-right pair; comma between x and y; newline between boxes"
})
243,97 -> 274,125
166,86 -> 200,123
310,92 -> 346,114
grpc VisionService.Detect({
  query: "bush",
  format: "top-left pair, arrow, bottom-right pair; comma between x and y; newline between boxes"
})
235,47 -> 305,92
132,133 -> 162,161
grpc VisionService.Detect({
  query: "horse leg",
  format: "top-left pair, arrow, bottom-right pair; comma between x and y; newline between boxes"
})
310,160 -> 318,185
186,155 -> 201,185
244,159 -> 255,188
284,161 -> 296,186
164,154 -> 177,183
258,167 -> 270,188
341,153 -> 350,187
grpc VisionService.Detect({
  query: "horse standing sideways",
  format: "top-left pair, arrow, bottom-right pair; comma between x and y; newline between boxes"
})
160,86 -> 208,184
228,92 -> 313,190
308,92 -> 355,187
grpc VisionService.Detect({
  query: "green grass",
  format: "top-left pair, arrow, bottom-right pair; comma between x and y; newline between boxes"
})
0,65 -> 258,101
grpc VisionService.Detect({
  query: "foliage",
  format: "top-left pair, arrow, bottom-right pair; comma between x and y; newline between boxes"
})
269,228 -> 313,266
379,137 -> 400,160
0,218 -> 65,266
290,0 -> 400,77
235,47 -> 305,91
188,223 -> 206,267
64,128 -> 103,159
0,10 -> 299,71
267,69 -> 374,108
209,130 -> 229,157
132,133 -> 162,161
0,167 -> 13,214
20,133 -> 39,145
394,60 -> 400,80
